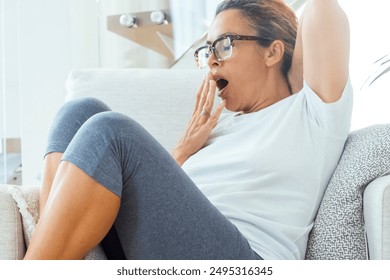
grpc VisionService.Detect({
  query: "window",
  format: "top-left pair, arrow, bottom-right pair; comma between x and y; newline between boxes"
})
340,0 -> 390,129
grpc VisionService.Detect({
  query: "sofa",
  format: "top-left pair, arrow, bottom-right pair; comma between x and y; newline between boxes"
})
1,68 -> 390,260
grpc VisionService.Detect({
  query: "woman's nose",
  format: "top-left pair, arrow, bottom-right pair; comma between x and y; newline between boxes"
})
207,50 -> 221,69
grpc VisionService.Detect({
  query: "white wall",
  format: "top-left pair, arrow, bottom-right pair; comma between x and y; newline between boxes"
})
1,0 -> 22,184
18,0 -> 76,184
0,0 -> 21,139
339,0 -> 390,131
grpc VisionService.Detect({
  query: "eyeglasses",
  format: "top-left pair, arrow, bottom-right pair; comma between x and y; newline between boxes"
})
194,34 -> 271,69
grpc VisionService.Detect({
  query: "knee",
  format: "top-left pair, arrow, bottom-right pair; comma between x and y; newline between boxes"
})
87,112 -> 136,132
46,98 -> 112,155
84,112 -> 148,144
62,97 -> 111,116
48,97 -> 111,135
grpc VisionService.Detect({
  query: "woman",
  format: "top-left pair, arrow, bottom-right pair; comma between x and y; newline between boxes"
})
25,0 -> 352,260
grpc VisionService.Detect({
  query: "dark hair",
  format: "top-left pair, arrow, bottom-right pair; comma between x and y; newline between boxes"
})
216,0 -> 297,77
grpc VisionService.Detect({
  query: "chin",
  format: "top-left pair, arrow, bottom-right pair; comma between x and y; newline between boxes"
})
224,101 -> 239,113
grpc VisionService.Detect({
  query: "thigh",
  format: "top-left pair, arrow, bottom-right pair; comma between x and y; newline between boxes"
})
115,170 -> 260,259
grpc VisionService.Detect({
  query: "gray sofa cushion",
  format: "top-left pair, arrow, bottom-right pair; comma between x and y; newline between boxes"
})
306,124 -> 390,259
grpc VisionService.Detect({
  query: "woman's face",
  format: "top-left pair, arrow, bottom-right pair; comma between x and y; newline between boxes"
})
207,9 -> 268,113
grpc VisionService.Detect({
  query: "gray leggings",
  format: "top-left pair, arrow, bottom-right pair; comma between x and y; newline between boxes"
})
46,97 -> 262,260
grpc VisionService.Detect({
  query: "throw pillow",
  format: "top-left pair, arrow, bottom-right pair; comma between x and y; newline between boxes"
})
8,185 -> 107,260
305,124 -> 390,259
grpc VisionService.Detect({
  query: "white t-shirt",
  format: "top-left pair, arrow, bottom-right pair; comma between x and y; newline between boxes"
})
182,80 -> 353,259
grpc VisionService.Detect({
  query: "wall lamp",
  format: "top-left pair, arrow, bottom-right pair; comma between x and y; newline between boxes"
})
109,9 -> 173,58
150,10 -> 167,25
119,14 -> 137,28
119,10 -> 168,29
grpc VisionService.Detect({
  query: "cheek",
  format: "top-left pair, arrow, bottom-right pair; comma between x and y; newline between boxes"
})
226,80 -> 261,112
223,88 -> 247,111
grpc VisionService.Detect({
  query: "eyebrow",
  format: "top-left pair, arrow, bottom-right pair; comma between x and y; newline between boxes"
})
205,32 -> 237,45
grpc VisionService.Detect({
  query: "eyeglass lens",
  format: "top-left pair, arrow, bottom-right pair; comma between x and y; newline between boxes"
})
196,37 -> 233,68
197,47 -> 210,68
214,36 -> 232,61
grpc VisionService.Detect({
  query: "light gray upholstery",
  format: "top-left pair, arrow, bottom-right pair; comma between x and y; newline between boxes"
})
306,124 -> 390,259
0,185 -> 25,260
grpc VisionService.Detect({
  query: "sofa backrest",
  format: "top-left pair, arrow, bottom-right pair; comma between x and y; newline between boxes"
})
66,68 -> 205,153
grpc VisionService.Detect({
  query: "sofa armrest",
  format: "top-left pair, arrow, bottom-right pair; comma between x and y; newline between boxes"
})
363,175 -> 390,259
0,185 -> 25,259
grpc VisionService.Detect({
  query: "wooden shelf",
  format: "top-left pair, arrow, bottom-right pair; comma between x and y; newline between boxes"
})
107,10 -> 174,59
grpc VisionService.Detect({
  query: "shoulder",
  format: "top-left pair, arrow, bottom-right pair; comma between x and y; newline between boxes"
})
298,78 -> 353,136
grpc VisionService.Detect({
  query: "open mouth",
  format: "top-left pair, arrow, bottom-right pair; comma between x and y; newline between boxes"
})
216,78 -> 229,94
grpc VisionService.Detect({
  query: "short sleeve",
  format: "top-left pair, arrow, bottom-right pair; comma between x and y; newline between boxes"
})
303,78 -> 353,138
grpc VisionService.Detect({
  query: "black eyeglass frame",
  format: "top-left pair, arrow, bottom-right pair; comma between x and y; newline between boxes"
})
194,34 -> 272,67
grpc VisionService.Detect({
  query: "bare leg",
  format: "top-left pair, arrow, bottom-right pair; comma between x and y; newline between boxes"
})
39,152 -> 63,214
24,161 -> 120,260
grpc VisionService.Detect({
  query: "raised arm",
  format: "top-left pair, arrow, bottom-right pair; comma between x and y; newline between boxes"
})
290,0 -> 350,102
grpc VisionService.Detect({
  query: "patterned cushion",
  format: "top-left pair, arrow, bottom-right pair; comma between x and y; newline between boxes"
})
8,185 -> 39,248
8,185 -> 107,260
306,124 -> 390,259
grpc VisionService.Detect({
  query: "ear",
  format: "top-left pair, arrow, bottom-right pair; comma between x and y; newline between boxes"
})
264,40 -> 285,67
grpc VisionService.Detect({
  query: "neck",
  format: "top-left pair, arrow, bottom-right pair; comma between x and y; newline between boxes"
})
243,73 -> 292,114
